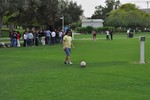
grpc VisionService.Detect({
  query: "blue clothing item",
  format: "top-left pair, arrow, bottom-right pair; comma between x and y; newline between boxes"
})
46,36 -> 51,45
12,38 -> 17,47
64,47 -> 71,56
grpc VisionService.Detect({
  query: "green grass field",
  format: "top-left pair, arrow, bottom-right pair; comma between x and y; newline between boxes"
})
0,33 -> 150,100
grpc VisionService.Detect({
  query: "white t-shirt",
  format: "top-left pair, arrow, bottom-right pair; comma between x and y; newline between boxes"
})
23,34 -> 28,40
59,32 -> 63,37
106,31 -> 109,35
127,30 -> 130,34
51,31 -> 56,37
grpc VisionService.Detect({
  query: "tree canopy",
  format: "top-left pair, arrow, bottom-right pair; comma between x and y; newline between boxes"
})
105,3 -> 150,29
91,0 -> 121,19
0,0 -> 83,35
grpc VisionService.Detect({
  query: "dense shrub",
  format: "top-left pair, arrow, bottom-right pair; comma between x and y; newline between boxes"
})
86,26 -> 94,33
76,27 -> 87,34
70,21 -> 81,30
76,26 -> 115,34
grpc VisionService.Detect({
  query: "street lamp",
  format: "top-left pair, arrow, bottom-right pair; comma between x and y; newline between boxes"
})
60,16 -> 64,31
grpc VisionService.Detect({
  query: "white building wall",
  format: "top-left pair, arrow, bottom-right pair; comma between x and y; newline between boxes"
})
82,19 -> 104,28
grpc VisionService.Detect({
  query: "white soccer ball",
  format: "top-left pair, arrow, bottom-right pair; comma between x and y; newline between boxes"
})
80,61 -> 86,68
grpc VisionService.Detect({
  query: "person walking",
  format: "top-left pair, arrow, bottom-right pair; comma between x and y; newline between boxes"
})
92,30 -> 97,41
62,30 -> 74,65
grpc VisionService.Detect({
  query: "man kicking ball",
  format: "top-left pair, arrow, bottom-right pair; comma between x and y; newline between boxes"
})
63,30 -> 74,65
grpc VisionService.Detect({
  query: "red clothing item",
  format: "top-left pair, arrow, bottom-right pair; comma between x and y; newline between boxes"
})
17,34 -> 21,40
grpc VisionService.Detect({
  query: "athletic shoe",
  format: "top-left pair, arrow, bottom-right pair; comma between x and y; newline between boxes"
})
64,61 -> 68,64
68,62 -> 73,65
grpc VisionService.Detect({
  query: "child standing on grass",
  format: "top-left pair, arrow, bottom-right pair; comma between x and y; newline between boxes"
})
62,30 -> 74,65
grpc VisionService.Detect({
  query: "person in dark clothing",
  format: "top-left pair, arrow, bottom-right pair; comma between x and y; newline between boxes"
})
109,30 -> 114,40
34,30 -> 39,46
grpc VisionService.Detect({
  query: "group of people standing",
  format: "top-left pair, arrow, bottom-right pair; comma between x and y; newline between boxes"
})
9,29 -> 64,47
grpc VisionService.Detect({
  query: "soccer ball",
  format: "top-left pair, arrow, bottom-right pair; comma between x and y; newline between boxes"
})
80,61 -> 86,68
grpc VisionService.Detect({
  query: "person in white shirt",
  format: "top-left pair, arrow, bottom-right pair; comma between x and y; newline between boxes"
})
23,31 -> 28,47
59,30 -> 63,43
106,30 -> 110,40
127,29 -> 130,37
51,30 -> 56,45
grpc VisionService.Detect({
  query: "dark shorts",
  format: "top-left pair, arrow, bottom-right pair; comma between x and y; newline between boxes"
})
64,48 -> 71,56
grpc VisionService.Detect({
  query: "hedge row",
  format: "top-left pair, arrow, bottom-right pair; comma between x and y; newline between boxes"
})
76,26 -> 115,34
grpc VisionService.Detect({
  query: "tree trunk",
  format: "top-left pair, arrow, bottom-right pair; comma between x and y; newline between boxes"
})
0,15 -> 3,36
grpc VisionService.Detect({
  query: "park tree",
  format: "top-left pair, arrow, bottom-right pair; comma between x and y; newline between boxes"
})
0,0 -> 25,36
11,0 -> 83,29
91,0 -> 120,19
105,3 -> 150,30
91,5 -> 105,19
0,0 -> 7,36
14,0 -> 42,28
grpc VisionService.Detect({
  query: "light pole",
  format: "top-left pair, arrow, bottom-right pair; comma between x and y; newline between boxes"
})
60,16 -> 64,31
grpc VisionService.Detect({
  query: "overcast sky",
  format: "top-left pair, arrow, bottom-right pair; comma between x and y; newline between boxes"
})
72,0 -> 148,17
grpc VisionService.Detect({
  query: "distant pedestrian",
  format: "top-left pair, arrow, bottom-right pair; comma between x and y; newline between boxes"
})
34,30 -> 39,46
127,29 -> 130,37
41,30 -> 46,46
92,30 -> 97,41
51,30 -> 56,45
109,30 -> 113,40
58,30 -> 63,43
45,29 -> 51,45
27,31 -> 34,46
23,31 -> 28,47
16,31 -> 21,47
106,30 -> 110,40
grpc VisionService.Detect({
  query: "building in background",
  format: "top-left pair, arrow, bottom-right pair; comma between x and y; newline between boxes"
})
82,19 -> 104,28
140,8 -> 150,13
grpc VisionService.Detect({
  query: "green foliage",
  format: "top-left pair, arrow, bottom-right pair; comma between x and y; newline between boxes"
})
91,0 -> 121,19
76,26 -> 93,34
76,26 -> 115,33
105,3 -> 150,29
0,0 -> 83,31
86,26 -> 94,33
76,27 -> 87,33
96,26 -> 115,33
70,21 -> 81,30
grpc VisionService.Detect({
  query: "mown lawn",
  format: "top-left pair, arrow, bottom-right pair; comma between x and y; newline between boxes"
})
0,34 -> 150,100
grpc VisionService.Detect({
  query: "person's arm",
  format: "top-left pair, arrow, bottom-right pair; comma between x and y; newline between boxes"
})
62,36 -> 66,49
71,42 -> 74,48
